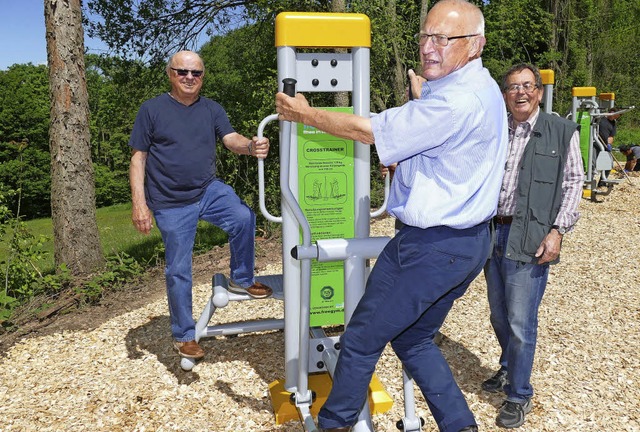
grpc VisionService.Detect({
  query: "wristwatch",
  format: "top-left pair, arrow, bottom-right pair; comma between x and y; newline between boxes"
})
551,225 -> 567,235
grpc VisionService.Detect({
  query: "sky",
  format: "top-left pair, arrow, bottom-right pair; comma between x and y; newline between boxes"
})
0,0 -> 108,70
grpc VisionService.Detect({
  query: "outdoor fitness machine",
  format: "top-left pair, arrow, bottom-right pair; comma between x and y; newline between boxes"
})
540,69 -> 554,114
570,87 -> 635,201
180,12 -> 427,432
538,69 -> 636,201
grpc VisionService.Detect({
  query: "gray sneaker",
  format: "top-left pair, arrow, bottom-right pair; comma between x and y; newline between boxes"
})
482,368 -> 508,393
496,399 -> 532,428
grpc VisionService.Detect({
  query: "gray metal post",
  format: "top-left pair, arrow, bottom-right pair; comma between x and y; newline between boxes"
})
277,45 -> 302,392
345,45 -> 371,326
352,47 -> 371,241
543,84 -> 553,114
350,49 -> 376,430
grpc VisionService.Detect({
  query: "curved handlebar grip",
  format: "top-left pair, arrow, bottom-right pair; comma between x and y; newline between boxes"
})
257,114 -> 282,223
370,171 -> 390,218
282,78 -> 297,97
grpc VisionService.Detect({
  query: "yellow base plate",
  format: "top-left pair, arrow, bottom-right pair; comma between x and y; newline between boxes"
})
269,372 -> 393,425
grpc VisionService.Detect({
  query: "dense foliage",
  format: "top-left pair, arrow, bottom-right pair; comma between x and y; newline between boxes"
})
0,0 -> 638,322
0,0 -> 639,223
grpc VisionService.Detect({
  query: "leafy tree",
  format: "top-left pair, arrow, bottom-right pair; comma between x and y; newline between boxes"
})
589,0 -> 640,126
199,23 -> 281,217
0,141 -> 51,218
352,0 -> 423,112
62,0 -> 640,226
548,0 -> 639,120
85,0 -> 257,61
85,55 -> 167,208
0,65 -> 52,218
85,54 -> 167,172
482,0 -> 553,79
0,64 -> 50,147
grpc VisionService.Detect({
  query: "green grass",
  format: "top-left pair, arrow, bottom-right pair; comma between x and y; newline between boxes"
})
95,203 -> 165,269
616,127 -> 640,147
1,203 -> 228,274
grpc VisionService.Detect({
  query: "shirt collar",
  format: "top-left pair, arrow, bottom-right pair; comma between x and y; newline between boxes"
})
508,107 -> 540,133
421,58 -> 484,97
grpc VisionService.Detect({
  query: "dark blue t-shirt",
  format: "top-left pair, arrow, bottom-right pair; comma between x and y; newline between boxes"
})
598,117 -> 616,143
129,93 -> 235,210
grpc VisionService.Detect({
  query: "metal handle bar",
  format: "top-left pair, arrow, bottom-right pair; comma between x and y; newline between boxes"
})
590,105 -> 636,118
257,114 -> 282,223
370,171 -> 390,218
259,110 -> 391,221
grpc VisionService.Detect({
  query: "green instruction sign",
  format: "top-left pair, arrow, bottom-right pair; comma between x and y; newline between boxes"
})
577,110 -> 591,172
298,107 -> 355,327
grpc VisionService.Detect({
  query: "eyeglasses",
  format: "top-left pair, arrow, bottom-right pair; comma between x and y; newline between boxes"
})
170,67 -> 204,78
415,33 -> 480,47
506,82 -> 539,94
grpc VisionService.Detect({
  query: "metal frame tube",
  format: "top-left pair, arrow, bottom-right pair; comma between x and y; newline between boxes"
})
202,319 -> 285,337
400,368 -> 423,431
352,47 -> 371,241
543,84 -> 553,114
277,46 -> 302,392
258,114 -> 283,223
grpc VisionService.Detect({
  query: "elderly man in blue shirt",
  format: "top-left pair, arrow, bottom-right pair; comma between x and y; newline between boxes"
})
276,1 -> 508,430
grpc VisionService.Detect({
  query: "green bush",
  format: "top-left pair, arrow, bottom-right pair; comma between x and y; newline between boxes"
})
0,188 -> 58,321
93,164 -> 131,207
615,127 -> 640,147
79,253 -> 144,304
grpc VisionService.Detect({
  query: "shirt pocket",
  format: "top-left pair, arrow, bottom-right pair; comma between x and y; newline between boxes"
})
532,147 -> 560,184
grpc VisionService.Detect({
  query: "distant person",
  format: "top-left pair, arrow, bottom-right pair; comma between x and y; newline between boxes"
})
598,108 -> 621,151
129,50 -> 272,360
276,1 -> 508,430
482,63 -> 583,429
597,108 -> 622,185
619,144 -> 640,172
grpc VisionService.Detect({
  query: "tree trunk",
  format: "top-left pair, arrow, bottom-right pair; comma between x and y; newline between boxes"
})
386,0 -> 407,104
420,0 -> 430,27
45,0 -> 104,274
332,0 -> 350,107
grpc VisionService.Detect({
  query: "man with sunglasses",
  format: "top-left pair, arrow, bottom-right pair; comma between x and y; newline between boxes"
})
481,63 -> 583,428
277,1 -> 508,431
129,50 -> 272,360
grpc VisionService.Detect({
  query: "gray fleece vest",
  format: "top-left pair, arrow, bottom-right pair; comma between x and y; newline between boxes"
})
505,111 -> 580,264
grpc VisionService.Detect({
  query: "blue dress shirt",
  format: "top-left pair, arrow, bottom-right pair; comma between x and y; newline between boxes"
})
371,58 -> 508,229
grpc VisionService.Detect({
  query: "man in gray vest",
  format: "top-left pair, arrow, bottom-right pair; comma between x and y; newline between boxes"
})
482,63 -> 584,428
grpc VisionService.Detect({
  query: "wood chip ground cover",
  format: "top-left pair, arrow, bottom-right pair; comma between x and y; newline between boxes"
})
1,178 -> 639,431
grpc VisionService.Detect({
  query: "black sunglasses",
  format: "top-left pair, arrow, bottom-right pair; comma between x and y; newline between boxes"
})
170,67 -> 203,78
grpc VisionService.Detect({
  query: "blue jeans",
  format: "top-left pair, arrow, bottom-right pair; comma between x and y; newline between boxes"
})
484,223 -> 549,403
318,222 -> 490,432
153,179 -> 256,341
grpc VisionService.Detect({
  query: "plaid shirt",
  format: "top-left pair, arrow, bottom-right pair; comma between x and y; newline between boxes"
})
497,109 -> 583,230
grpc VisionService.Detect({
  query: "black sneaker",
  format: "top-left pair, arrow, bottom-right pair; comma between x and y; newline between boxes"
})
482,368 -> 508,393
496,399 -> 532,428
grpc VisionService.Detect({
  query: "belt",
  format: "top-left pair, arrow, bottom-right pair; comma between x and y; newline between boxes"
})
493,215 -> 513,225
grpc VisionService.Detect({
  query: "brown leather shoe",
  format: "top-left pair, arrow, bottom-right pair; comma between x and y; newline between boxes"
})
320,427 -> 352,432
228,281 -> 273,299
173,340 -> 204,359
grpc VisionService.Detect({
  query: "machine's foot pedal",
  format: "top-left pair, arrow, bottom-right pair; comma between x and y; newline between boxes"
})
269,372 -> 393,425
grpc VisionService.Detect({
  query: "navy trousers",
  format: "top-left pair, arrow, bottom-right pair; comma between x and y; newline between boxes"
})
318,222 -> 490,432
